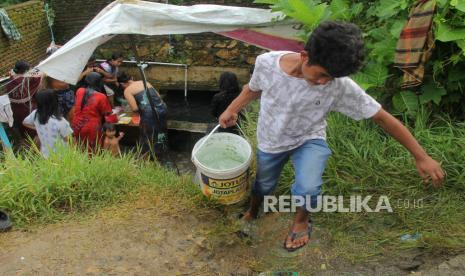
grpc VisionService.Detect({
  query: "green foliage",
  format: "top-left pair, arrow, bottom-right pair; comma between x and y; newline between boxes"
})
436,21 -> 465,42
392,91 -> 419,114
374,0 -> 408,19
0,144 -> 196,227
450,0 -> 465,12
328,0 -> 351,20
352,61 -> 390,90
256,0 -> 330,30
420,80 -> 447,105
255,0 -> 465,118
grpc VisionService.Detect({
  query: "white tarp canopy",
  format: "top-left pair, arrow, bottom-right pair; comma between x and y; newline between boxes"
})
37,0 -> 302,85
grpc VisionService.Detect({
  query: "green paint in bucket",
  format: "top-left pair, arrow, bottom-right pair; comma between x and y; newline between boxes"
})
192,126 -> 252,205
196,143 -> 246,170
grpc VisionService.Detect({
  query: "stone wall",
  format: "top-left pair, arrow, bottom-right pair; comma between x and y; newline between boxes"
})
50,0 -> 266,90
99,34 -> 264,90
50,0 -> 263,43
122,64 -> 252,91
99,34 -> 262,68
0,1 -> 51,76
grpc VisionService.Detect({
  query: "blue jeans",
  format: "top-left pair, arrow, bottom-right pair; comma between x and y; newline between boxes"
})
252,139 -> 332,209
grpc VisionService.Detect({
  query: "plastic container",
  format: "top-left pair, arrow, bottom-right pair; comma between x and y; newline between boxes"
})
192,125 -> 252,205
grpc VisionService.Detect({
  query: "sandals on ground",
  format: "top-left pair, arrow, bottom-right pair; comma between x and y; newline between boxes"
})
283,221 -> 313,252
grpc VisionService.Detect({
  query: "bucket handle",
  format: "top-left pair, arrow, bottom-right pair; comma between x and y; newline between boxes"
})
192,123 -> 249,161
192,124 -> 221,160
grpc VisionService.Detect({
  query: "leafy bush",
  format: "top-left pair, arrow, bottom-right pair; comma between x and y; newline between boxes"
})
256,0 -> 465,118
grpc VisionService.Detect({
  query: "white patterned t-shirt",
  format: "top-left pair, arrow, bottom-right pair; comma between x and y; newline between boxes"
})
248,51 -> 382,153
23,110 -> 73,157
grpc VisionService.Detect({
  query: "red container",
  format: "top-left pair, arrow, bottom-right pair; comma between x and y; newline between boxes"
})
105,113 -> 118,124
132,115 -> 140,125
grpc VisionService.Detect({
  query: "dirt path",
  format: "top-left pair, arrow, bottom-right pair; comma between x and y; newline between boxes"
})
0,194 -> 463,275
0,196 -> 251,275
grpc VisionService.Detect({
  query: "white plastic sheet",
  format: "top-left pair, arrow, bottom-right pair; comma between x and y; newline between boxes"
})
37,0 -> 300,85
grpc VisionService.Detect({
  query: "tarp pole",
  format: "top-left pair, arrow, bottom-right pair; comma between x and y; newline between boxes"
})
128,38 -> 166,149
128,41 -> 149,94
184,65 -> 188,99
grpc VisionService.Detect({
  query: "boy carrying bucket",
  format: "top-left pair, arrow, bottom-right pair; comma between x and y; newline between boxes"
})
218,21 -> 444,252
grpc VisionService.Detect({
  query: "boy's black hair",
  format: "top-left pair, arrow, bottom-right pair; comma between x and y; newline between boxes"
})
116,71 -> 131,84
35,89 -> 62,125
13,60 -> 30,74
305,21 -> 365,78
219,71 -> 240,95
102,122 -> 116,132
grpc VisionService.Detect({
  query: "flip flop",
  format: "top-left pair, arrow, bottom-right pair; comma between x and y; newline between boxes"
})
0,210 -> 12,232
283,221 -> 313,252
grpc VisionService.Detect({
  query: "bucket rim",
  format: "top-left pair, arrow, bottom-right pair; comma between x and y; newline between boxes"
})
192,132 -> 252,174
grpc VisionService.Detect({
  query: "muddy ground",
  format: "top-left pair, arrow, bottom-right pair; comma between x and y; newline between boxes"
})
1,191 -> 464,276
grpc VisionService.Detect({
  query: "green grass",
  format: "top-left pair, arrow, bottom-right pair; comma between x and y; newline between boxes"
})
0,143 -> 200,227
242,104 -> 465,260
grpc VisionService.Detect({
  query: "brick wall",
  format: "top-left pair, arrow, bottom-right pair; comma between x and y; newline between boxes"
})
0,1 -> 50,76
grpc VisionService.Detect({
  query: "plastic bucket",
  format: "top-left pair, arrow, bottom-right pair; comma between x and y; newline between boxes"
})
192,126 -> 252,205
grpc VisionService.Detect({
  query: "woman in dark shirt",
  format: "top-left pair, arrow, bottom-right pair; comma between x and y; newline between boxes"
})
117,72 -> 167,160
211,72 -> 241,133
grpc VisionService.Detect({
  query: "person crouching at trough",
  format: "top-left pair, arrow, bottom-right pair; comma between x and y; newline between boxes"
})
219,21 -> 445,252
72,73 -> 112,152
117,72 -> 168,160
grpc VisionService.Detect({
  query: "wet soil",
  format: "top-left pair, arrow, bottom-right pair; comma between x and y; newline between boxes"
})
1,193 -> 463,276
